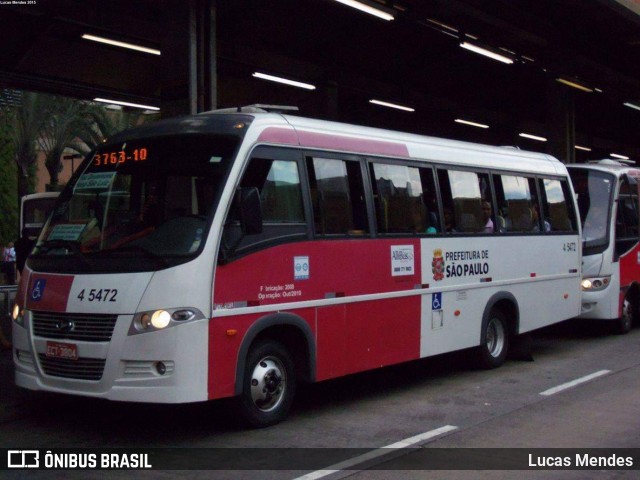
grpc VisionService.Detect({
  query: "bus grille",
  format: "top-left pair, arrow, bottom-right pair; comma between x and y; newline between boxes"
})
38,354 -> 106,381
32,312 -> 118,342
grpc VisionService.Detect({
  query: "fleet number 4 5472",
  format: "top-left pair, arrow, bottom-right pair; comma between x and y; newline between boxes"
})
77,288 -> 118,302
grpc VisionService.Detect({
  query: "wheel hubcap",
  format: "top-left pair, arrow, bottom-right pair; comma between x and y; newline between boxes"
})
487,318 -> 505,358
250,356 -> 286,412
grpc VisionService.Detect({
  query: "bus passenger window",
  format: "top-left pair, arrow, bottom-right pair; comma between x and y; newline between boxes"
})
308,157 -> 368,235
493,175 -> 536,233
438,169 -> 492,233
370,163 -> 428,234
541,179 -> 577,232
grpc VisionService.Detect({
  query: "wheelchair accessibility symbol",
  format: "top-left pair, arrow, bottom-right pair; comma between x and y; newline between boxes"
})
31,279 -> 46,301
432,292 -> 442,311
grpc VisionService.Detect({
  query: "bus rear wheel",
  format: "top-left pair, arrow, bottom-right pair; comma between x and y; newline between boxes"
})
238,340 -> 296,428
476,309 -> 509,369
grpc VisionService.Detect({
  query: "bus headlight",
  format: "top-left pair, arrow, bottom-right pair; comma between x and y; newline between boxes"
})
130,308 -> 204,335
12,304 -> 25,326
581,276 -> 610,291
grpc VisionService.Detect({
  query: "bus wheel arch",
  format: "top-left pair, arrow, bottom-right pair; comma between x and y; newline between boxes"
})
475,293 -> 519,369
234,313 -> 315,427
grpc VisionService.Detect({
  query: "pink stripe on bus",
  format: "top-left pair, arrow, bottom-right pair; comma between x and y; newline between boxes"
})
297,130 -> 410,157
257,126 -> 410,158
257,127 -> 299,145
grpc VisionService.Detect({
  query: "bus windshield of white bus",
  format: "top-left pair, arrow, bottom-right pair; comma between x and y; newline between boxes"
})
570,168 -> 615,254
30,134 -> 240,273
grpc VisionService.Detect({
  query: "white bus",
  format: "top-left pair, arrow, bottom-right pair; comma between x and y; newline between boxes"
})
568,160 -> 640,333
20,192 -> 60,239
12,107 -> 582,426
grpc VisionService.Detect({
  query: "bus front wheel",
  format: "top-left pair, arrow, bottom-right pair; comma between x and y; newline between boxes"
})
238,340 -> 296,428
476,309 -> 509,369
617,296 -> 635,335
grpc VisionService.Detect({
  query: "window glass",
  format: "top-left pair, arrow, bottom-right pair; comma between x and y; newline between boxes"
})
541,179 -> 576,232
615,177 -> 639,257
493,175 -> 537,232
438,170 -> 493,233
308,157 -> 368,235
570,168 -> 613,250
371,163 -> 430,234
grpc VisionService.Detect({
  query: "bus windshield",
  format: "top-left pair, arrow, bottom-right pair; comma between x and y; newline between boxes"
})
31,134 -> 239,273
570,168 -> 615,254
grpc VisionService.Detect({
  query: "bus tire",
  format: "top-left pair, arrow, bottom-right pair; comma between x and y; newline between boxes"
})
617,296 -> 634,335
238,340 -> 296,428
475,309 -> 509,369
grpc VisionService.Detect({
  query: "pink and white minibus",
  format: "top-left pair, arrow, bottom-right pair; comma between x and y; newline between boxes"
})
13,106 -> 581,426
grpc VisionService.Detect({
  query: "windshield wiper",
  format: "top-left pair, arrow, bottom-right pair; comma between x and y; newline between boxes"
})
36,240 -> 83,255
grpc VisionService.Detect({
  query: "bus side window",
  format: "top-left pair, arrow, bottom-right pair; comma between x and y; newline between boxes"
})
370,162 -> 427,234
540,178 -> 577,233
615,176 -> 639,257
438,169 -> 491,234
307,157 -> 368,235
492,174 -> 537,233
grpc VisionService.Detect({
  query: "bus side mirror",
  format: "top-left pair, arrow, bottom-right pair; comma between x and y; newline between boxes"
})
238,187 -> 263,235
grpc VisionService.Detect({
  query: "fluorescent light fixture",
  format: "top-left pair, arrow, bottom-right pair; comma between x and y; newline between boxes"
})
623,102 -> 640,111
519,133 -> 547,142
555,77 -> 593,93
332,0 -> 394,21
369,99 -> 415,112
595,88 -> 603,93
460,42 -> 513,64
93,98 -> 160,111
611,153 -> 630,160
82,34 -> 161,55
575,145 -> 592,152
455,118 -> 489,129
252,72 -> 316,90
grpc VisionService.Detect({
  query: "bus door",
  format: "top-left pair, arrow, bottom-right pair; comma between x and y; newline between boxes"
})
616,174 -> 640,292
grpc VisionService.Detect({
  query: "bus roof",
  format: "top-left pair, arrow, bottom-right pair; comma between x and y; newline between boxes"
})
103,110 -> 567,177
568,160 -> 640,178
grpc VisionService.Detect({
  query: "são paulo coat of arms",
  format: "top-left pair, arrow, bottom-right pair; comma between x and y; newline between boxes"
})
432,248 -> 445,281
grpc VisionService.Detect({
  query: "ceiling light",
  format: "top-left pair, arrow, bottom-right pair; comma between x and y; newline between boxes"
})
575,145 -> 592,152
332,0 -> 394,21
93,98 -> 160,111
369,99 -> 415,112
519,133 -> 547,142
82,34 -> 161,55
623,102 -> 640,111
460,42 -> 513,64
611,153 -> 630,160
555,77 -> 593,93
252,72 -> 316,90
455,119 -> 489,129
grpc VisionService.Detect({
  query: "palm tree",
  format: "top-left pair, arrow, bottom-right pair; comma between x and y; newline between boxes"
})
37,95 -> 90,190
3,91 -> 45,203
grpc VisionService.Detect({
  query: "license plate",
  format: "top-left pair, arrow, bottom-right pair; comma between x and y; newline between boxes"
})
45,341 -> 78,361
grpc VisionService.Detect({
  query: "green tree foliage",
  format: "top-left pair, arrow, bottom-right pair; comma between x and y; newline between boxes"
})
37,95 -> 91,190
